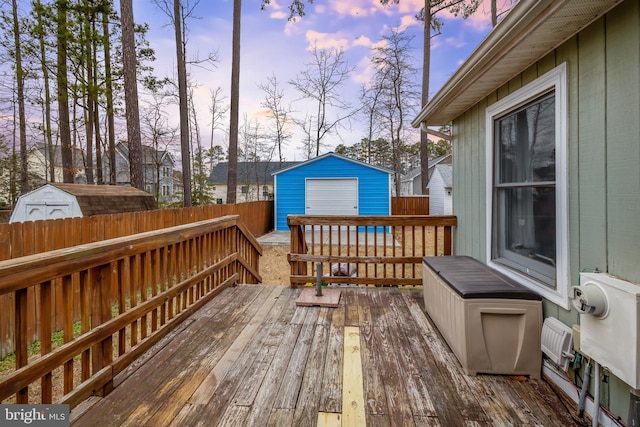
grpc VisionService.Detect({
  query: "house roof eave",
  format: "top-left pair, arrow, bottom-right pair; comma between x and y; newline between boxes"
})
412,0 -> 622,128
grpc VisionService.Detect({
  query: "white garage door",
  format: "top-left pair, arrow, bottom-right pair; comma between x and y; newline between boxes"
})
306,178 -> 358,215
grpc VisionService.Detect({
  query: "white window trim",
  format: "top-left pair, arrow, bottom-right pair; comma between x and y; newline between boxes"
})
485,63 -> 570,309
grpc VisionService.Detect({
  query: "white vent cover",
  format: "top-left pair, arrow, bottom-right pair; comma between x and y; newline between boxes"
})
541,317 -> 574,371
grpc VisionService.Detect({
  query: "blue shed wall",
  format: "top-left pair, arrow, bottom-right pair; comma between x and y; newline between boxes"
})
274,155 -> 391,230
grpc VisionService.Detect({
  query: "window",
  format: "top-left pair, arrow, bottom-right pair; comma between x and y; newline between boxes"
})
241,185 -> 249,194
485,63 -> 569,308
263,185 -> 269,197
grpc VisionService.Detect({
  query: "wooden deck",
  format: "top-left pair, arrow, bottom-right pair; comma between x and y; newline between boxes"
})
70,285 -> 577,426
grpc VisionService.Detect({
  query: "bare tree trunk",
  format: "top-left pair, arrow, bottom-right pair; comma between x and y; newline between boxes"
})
57,0 -> 74,183
12,0 -> 28,193
35,0 -> 56,183
174,0 -> 192,206
120,0 -> 144,190
419,1 -> 431,195
491,0 -> 497,27
102,9 -> 116,185
93,26 -> 103,184
227,0 -> 241,204
34,0 -> 56,182
83,0 -> 95,184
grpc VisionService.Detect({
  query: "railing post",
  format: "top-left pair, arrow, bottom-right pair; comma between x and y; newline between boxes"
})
316,263 -> 323,297
288,221 -> 308,288
14,288 -> 28,403
444,225 -> 453,256
91,264 -> 113,397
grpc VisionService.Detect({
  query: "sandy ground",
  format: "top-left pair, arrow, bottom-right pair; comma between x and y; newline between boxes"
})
259,245 -> 291,285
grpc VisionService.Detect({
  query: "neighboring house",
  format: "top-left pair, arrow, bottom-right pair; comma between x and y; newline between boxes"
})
10,183 -> 157,223
412,0 -> 639,424
0,162 -> 9,205
113,142 -> 176,203
172,170 -> 183,202
272,152 -> 393,231
27,143 -> 87,184
426,164 -> 452,215
400,154 -> 451,195
208,161 -> 299,204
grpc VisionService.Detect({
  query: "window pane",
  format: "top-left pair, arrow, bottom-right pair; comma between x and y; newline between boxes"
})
501,186 -> 556,268
497,94 -> 556,184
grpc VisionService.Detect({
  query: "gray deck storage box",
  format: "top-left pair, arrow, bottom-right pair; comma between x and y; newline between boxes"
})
422,256 -> 542,378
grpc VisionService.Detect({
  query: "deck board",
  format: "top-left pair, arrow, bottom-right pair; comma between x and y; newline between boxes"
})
71,285 -> 579,427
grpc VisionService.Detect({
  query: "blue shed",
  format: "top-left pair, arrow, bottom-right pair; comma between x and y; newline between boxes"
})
272,152 -> 394,231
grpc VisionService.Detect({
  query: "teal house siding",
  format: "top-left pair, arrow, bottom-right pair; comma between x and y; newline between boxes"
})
413,0 -> 639,421
272,153 -> 392,231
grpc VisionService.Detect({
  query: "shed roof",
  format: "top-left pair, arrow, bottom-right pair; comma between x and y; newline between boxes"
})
435,164 -> 453,188
272,152 -> 394,175
208,161 -> 300,185
47,183 -> 157,216
412,0 -> 622,127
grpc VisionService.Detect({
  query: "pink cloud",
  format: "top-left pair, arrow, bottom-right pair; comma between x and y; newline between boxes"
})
305,30 -> 351,51
353,35 -> 372,48
270,11 -> 288,20
400,14 -> 420,29
352,55 -> 374,85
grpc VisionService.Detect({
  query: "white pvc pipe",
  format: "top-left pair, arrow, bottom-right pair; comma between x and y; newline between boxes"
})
593,361 -> 600,427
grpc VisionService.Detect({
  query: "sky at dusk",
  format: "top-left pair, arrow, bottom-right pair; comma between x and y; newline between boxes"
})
129,0 -> 514,161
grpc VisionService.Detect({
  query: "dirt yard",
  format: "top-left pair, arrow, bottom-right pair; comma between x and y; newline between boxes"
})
259,245 -> 291,285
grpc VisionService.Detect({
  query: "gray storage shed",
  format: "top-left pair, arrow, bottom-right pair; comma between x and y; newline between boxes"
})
10,183 -> 157,223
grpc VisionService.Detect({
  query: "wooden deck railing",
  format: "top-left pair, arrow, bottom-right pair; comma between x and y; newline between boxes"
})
0,215 -> 261,407
287,215 -> 456,287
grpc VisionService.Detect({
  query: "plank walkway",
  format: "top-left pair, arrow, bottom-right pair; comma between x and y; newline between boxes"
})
71,285 -> 578,426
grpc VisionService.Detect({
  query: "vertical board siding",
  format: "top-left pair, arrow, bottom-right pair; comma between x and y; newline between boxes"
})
450,1 -> 639,419
453,1 -> 640,286
577,19 -> 608,274
605,0 -> 640,282
427,171 -> 445,215
274,155 -> 391,231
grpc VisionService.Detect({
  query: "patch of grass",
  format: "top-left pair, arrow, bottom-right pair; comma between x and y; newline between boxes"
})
0,320 -> 83,377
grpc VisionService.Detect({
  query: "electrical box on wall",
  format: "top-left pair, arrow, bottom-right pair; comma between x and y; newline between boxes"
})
576,272 -> 640,389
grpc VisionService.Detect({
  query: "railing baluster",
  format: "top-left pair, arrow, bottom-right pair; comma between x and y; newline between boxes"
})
15,287 -> 28,403
129,254 -> 139,347
151,250 -> 159,333
62,275 -> 74,394
117,259 -> 127,357
287,215 -> 456,287
39,280 -> 53,403
80,270 -> 91,382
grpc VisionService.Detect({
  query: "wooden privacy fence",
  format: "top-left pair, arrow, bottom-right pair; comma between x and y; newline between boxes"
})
287,215 -> 456,287
0,201 -> 273,261
0,215 -> 262,407
391,196 -> 430,215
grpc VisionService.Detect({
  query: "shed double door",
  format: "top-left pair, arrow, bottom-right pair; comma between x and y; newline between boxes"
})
24,203 -> 72,221
305,178 -> 358,216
